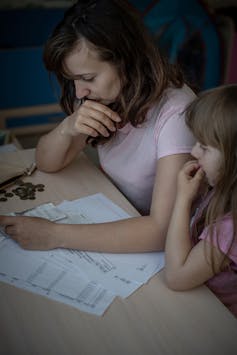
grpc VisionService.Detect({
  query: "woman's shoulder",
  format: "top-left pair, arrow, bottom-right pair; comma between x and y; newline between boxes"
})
164,84 -> 196,105
147,84 -> 196,126
149,84 -> 196,117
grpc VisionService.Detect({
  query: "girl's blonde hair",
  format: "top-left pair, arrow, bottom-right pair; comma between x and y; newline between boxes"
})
185,84 -> 237,272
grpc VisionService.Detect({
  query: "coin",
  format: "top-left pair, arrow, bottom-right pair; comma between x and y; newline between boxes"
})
5,192 -> 14,197
35,184 -> 45,189
15,188 -> 27,196
0,197 -> 7,202
14,179 -> 24,185
0,180 -> 45,201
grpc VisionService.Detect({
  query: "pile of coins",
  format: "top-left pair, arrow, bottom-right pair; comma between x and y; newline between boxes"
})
0,179 -> 45,202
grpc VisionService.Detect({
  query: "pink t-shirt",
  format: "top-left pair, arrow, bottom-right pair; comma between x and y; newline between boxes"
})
98,85 -> 195,214
199,216 -> 237,318
191,191 -> 237,318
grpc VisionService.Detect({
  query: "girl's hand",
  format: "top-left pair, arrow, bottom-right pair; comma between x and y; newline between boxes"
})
176,160 -> 205,203
62,100 -> 121,138
0,215 -> 59,250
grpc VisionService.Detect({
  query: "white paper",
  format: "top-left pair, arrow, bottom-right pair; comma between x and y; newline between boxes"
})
15,203 -> 67,221
0,238 -> 115,315
0,193 -> 165,315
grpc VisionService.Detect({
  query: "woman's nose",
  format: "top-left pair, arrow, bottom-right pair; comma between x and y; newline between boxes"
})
74,80 -> 90,99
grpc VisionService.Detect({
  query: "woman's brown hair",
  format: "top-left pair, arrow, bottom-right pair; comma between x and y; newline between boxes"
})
43,0 -> 184,145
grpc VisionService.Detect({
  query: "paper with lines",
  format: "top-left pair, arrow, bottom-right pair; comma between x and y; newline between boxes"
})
0,193 -> 164,315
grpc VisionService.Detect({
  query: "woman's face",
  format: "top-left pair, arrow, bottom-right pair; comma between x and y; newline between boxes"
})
64,41 -> 121,105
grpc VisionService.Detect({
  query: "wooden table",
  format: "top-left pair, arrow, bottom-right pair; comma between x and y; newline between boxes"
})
0,149 -> 236,355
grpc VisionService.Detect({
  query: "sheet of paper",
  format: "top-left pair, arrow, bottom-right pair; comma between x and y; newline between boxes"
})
0,229 -> 7,242
49,248 -> 163,297
15,202 -> 67,221
0,238 -> 115,316
0,143 -> 18,153
58,193 -> 131,222
0,193 -> 165,315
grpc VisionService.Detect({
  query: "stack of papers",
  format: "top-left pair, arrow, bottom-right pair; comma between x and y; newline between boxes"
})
0,193 -> 164,315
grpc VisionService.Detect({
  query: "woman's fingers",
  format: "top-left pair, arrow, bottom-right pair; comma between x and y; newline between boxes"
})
83,100 -> 121,123
76,112 -> 114,137
4,225 -> 17,236
65,99 -> 122,137
74,100 -> 121,137
0,215 -> 57,250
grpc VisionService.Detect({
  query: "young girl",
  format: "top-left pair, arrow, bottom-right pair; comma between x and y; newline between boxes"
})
165,84 -> 237,318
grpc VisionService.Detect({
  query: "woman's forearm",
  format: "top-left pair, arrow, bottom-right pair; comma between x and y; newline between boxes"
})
55,215 -> 165,253
36,117 -> 87,172
0,212 -> 168,252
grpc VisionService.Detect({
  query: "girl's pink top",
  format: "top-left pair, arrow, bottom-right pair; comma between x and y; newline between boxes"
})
192,192 -> 237,318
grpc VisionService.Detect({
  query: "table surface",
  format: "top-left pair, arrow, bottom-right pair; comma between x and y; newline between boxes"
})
0,149 -> 236,355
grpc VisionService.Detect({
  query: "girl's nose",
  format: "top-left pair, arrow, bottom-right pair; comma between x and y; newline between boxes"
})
191,143 -> 199,159
74,80 -> 90,99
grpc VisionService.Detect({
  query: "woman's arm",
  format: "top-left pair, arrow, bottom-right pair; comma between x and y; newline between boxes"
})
0,153 -> 191,252
35,118 -> 87,172
36,100 -> 121,172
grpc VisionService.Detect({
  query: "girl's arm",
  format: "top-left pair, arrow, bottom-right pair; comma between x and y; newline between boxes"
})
0,153 -> 191,252
36,100 -> 121,172
165,162 -> 228,290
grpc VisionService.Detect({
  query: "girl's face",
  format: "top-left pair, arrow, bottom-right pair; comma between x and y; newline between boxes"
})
64,41 -> 121,105
191,142 -> 222,186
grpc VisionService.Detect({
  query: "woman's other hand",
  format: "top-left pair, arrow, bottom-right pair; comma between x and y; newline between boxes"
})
0,215 -> 59,250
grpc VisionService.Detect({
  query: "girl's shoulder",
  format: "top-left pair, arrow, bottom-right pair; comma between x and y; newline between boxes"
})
200,214 -> 237,261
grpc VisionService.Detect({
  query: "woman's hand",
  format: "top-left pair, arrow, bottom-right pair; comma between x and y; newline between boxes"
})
0,215 -> 59,250
176,160 -> 205,203
62,100 -> 121,138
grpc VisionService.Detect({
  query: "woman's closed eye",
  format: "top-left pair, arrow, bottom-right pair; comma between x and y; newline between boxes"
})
63,72 -> 96,82
81,76 -> 95,82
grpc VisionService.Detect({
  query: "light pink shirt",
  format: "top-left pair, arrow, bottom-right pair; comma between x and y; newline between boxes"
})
98,85 -> 195,214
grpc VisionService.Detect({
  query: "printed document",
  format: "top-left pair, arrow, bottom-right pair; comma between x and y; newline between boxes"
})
0,193 -> 164,315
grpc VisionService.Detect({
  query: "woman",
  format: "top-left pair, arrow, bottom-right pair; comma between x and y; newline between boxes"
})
0,0 -> 195,252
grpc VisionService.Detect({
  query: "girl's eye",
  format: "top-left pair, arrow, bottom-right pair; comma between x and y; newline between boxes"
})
199,144 -> 208,151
